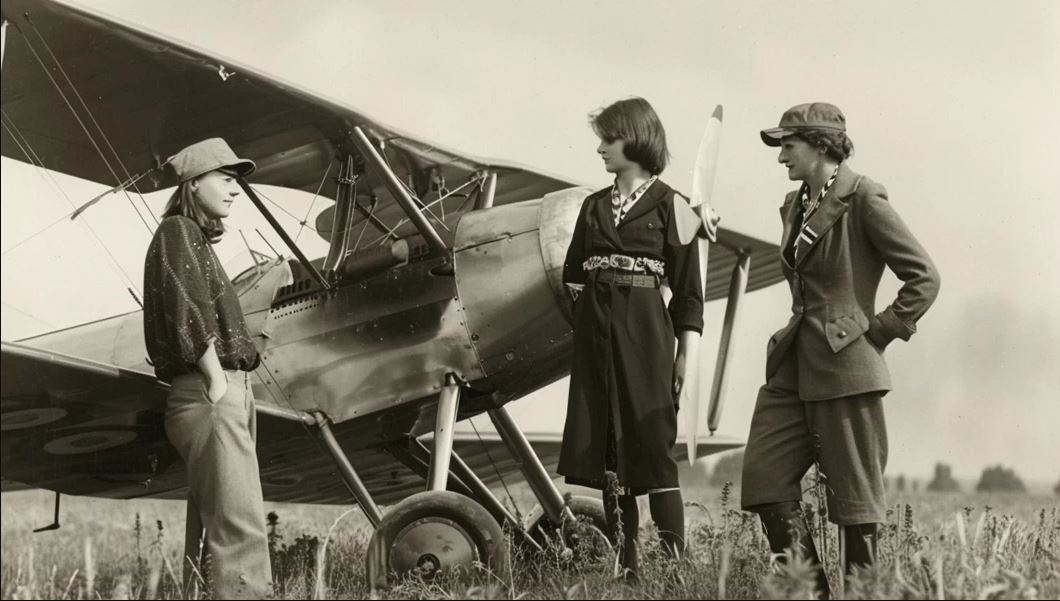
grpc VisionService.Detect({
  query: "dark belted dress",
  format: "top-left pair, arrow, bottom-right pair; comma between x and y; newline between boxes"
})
558,180 -> 704,491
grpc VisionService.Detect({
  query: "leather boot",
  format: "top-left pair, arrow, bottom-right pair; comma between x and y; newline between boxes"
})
649,489 -> 685,559
843,523 -> 878,574
754,501 -> 830,599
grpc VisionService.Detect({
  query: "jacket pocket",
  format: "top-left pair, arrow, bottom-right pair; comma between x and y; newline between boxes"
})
824,311 -> 870,353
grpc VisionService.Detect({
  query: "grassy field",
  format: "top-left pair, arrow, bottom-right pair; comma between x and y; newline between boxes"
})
2,481 -> 1058,599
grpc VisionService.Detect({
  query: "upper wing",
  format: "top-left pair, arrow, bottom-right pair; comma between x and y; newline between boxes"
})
0,0 -> 576,244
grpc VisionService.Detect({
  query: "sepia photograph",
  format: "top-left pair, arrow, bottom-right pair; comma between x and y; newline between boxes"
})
2,0 -> 1057,598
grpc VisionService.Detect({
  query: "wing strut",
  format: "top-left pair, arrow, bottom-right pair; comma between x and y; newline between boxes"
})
254,403 -> 382,526
706,251 -> 751,433
322,155 -> 358,274
474,172 -> 498,210
240,180 -> 332,291
351,127 -> 449,258
488,406 -> 575,525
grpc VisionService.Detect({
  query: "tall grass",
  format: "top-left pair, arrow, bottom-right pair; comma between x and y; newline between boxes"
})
2,487 -> 1057,599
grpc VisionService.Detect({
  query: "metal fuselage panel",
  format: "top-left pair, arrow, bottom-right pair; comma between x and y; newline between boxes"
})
260,254 -> 484,424
454,187 -> 591,403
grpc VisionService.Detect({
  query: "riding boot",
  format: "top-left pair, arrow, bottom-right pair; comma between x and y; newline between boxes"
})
843,523 -> 878,574
754,501 -> 830,600
648,489 -> 685,558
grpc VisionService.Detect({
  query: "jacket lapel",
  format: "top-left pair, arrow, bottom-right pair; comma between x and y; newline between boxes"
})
592,185 -> 624,247
793,164 -> 861,269
779,194 -> 800,270
617,179 -> 669,228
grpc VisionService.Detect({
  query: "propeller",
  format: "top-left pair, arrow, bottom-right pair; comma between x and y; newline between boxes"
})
681,105 -> 724,465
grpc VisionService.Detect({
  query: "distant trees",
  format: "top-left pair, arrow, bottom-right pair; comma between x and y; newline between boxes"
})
1054,475 -> 1059,496
927,463 -> 960,492
976,465 -> 1026,492
895,474 -> 907,493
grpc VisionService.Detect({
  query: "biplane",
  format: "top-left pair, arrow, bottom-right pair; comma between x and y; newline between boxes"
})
0,0 -> 785,584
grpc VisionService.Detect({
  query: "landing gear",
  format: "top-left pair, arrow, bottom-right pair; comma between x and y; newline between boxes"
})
524,495 -> 609,561
366,375 -> 511,587
270,376 -> 583,590
365,491 -> 510,588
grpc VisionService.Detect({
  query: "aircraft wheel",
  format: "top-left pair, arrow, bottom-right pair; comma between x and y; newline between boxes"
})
522,495 -> 610,563
365,491 -> 509,589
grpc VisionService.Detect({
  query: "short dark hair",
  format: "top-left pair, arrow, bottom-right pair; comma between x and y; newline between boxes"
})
590,97 -> 670,175
162,175 -> 225,243
792,128 -> 854,162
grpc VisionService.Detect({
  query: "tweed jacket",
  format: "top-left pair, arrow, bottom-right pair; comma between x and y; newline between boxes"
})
766,163 -> 940,400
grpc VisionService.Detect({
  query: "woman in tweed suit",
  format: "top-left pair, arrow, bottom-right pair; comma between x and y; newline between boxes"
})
744,103 -> 940,597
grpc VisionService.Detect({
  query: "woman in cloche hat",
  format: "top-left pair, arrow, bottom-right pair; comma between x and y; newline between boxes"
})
142,138 -> 272,598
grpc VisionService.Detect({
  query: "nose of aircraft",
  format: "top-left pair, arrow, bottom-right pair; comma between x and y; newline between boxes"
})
452,187 -> 592,399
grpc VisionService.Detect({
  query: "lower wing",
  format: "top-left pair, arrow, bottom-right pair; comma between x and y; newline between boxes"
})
2,341 -> 743,506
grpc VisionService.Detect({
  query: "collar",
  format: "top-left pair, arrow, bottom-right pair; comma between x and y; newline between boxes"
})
611,175 -> 658,221
780,163 -> 863,268
799,163 -> 841,213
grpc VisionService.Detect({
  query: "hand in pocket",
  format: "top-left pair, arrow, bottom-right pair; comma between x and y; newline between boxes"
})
206,374 -> 228,404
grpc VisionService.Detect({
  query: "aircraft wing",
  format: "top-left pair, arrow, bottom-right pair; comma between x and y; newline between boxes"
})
0,0 -> 576,244
1,0 -> 784,292
2,341 -> 741,505
452,430 -> 743,476
0,341 -> 181,497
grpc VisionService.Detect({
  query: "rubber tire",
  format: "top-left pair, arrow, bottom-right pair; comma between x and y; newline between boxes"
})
365,490 -> 510,590
523,495 -> 610,560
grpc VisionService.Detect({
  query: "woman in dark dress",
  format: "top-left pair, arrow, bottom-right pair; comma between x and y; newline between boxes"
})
143,138 -> 272,598
558,97 -> 715,579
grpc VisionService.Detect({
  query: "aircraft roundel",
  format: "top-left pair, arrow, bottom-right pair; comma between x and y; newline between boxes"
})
43,430 -> 138,455
1,408 -> 69,431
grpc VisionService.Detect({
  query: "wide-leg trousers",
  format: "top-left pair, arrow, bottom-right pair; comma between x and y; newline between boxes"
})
165,370 -> 272,599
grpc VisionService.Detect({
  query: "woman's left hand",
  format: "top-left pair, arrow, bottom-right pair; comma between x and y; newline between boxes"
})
672,349 -> 687,411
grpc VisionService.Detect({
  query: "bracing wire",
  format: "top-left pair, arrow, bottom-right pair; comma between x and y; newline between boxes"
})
2,300 -> 57,330
295,159 -> 333,243
15,24 -> 154,236
369,173 -> 480,246
1,113 -> 141,296
247,184 -> 304,224
469,418 -> 523,520
28,21 -> 159,227
350,195 -> 377,256
2,112 -> 79,211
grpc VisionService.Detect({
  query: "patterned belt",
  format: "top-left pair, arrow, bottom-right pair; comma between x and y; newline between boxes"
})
583,253 -> 665,277
595,271 -> 660,289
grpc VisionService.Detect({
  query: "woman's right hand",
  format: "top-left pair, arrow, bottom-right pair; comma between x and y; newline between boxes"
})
206,373 -> 228,403
197,338 -> 227,403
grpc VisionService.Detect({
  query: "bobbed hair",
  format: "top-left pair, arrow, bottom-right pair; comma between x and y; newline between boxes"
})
590,97 -> 670,175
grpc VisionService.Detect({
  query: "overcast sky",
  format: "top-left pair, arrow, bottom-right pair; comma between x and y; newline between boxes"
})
2,0 -> 1058,484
